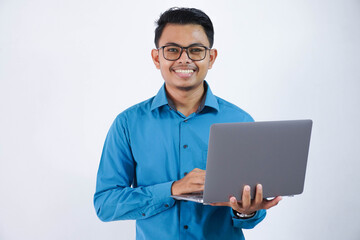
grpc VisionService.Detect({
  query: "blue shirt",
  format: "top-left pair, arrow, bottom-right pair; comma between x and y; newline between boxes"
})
94,82 -> 266,240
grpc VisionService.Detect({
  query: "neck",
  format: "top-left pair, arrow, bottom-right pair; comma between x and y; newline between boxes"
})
165,82 -> 205,117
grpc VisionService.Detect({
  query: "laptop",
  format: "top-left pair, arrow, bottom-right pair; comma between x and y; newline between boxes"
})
171,119 -> 313,204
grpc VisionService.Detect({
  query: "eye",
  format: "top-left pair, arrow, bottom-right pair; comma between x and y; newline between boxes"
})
166,47 -> 180,53
189,47 -> 205,54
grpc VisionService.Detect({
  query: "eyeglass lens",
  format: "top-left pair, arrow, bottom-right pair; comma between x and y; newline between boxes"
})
162,46 -> 207,61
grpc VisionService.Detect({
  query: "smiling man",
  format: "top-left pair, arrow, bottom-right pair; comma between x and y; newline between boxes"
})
151,23 -> 216,117
94,7 -> 281,240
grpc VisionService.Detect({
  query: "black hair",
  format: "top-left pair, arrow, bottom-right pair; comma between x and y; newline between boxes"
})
154,7 -> 214,48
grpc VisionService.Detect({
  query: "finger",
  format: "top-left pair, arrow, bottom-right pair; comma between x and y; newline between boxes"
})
189,178 -> 204,185
241,185 -> 251,209
209,201 -> 231,207
181,182 -> 204,194
262,196 -> 282,209
185,171 -> 205,184
172,173 -> 204,195
228,196 -> 242,212
254,184 -> 263,205
188,178 -> 205,190
192,168 -> 206,174
188,169 -> 205,178
191,185 -> 204,193
190,174 -> 206,184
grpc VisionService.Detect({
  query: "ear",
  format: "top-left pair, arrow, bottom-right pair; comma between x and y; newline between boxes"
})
151,49 -> 161,69
207,49 -> 218,69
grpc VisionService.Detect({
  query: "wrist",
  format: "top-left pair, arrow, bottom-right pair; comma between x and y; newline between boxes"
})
171,180 -> 179,195
233,209 -> 256,219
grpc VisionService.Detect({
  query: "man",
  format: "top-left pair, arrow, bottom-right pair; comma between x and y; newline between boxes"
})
94,7 -> 281,239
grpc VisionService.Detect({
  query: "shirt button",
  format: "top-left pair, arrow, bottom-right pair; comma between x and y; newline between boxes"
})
184,225 -> 189,230
183,145 -> 188,149
184,172 -> 188,176
142,213 -> 146,216
165,204 -> 169,208
184,120 -> 188,122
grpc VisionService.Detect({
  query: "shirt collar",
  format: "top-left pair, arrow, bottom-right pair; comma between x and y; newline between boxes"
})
150,81 -> 219,112
150,84 -> 169,111
202,82 -> 219,112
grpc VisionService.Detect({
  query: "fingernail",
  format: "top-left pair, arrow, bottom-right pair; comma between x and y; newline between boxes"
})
230,197 -> 236,203
244,185 -> 250,191
257,184 -> 262,190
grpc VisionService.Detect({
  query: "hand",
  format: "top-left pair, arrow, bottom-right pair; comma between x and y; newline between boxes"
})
210,184 -> 282,215
171,168 -> 205,195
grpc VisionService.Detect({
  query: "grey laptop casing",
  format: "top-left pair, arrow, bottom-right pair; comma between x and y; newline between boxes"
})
172,120 -> 313,204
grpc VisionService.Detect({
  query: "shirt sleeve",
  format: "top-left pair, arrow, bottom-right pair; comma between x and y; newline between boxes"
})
93,114 -> 176,222
230,209 -> 266,229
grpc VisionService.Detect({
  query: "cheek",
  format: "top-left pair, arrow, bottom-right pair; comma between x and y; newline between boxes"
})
159,64 -> 173,79
159,60 -> 172,71
198,63 -> 210,73
160,64 -> 171,74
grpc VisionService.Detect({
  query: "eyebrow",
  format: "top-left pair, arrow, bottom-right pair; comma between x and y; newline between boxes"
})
163,42 -> 208,48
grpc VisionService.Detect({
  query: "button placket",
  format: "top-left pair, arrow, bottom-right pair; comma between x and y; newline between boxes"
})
179,119 -> 195,238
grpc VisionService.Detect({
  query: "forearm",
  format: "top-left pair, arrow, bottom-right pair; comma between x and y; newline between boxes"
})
94,181 -> 175,222
94,114 -> 178,221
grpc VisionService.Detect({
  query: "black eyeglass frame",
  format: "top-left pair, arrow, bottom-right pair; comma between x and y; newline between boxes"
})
157,44 -> 211,61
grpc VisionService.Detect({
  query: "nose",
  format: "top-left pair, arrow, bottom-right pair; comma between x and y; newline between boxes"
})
177,48 -> 192,63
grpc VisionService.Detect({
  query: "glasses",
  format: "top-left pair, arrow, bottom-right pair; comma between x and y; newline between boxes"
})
158,45 -> 210,61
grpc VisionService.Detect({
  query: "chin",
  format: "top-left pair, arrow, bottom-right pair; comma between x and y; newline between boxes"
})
176,85 -> 196,91
165,77 -> 203,92
174,80 -> 199,91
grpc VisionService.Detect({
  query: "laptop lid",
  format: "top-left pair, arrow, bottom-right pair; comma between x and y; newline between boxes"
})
203,119 -> 313,203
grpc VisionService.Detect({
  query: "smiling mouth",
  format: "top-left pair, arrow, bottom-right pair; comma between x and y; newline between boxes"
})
174,69 -> 195,73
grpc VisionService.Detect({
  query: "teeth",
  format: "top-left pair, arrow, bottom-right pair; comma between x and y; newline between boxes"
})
175,69 -> 194,73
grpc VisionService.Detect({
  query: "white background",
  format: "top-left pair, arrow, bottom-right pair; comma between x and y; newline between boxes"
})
0,0 -> 359,239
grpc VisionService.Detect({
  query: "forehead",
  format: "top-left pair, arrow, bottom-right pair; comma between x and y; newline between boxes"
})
158,24 -> 210,47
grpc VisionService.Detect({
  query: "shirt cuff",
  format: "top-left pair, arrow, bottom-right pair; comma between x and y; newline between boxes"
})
231,209 -> 267,229
150,181 -> 176,207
